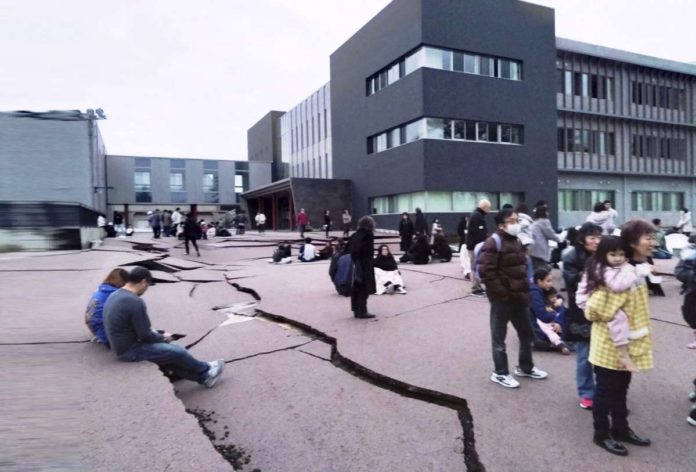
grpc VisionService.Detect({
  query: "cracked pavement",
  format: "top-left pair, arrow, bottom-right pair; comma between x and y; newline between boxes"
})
2,232 -> 695,471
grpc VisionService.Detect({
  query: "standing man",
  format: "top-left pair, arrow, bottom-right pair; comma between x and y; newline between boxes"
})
341,210 -> 352,238
346,216 -> 377,319
297,208 -> 309,238
323,210 -> 332,238
171,207 -> 182,237
148,209 -> 162,239
604,200 -> 618,234
480,209 -> 547,388
398,212 -> 415,254
466,199 -> 491,296
414,208 -> 427,236
103,267 -> 225,388
113,211 -> 124,237
97,213 -> 107,239
162,210 -> 172,237
255,211 -> 266,234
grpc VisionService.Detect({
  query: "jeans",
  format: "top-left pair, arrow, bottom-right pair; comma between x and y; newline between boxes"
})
490,301 -> 535,375
575,340 -> 595,399
118,342 -> 210,384
468,250 -> 482,291
593,366 -> 631,438
184,236 -> 199,255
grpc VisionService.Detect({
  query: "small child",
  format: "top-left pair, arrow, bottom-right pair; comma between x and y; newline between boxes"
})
583,236 -> 642,373
530,268 -> 570,355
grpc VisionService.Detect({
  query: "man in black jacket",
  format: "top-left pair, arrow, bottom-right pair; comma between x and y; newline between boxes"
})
398,212 -> 415,253
414,208 -> 427,236
466,199 -> 491,295
346,216 -> 377,319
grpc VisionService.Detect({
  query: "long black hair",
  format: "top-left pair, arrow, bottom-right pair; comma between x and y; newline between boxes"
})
585,235 -> 624,293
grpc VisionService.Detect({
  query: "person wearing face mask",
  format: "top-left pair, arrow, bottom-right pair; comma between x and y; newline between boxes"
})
479,209 -> 548,388
529,205 -> 561,272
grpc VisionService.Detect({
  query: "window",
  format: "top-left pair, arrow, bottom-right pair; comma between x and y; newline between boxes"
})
465,121 -> 476,141
631,191 -> 684,211
453,52 -> 464,72
134,158 -> 151,203
558,190 -> 615,211
404,121 -> 422,143
480,57 -> 493,77
426,118 -> 446,139
557,128 -> 566,151
371,191 -> 523,214
203,160 -> 218,204
463,54 -> 477,74
453,120 -> 465,139
477,122 -> 488,141
169,172 -> 184,191
564,71 -> 572,95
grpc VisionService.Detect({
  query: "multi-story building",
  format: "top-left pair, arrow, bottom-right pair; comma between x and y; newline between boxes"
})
247,0 -> 696,231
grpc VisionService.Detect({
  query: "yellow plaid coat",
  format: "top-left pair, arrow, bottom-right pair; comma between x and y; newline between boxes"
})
585,283 -> 653,371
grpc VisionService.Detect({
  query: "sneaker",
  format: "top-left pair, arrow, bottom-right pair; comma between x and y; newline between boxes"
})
471,289 -> 487,297
204,358 -> 225,388
688,409 -> 696,427
579,398 -> 594,410
688,391 -> 696,402
557,343 -> 571,355
514,366 -> 548,380
464,274 -> 471,281
490,372 -> 520,388
395,286 -> 408,294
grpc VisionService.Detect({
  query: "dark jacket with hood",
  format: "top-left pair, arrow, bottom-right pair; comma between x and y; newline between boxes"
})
561,245 -> 591,341
479,229 -> 529,305
407,234 -> 431,264
399,218 -> 415,239
431,234 -> 452,262
346,229 -> 376,294
466,208 -> 488,250
414,211 -> 427,236
529,284 -> 567,343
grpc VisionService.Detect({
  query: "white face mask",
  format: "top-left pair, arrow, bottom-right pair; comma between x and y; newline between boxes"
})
504,223 -> 522,236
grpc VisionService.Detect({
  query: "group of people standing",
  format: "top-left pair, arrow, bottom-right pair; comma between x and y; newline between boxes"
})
397,209 -> 452,265
296,208 -> 353,239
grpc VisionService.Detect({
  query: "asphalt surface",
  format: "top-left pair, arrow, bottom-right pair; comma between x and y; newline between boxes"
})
2,230 -> 695,471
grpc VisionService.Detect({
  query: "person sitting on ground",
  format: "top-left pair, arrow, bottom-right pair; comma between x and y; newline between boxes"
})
270,242 -> 292,264
85,268 -> 129,346
374,245 -> 407,295
431,231 -> 453,262
103,267 -> 225,388
407,233 -> 431,264
298,237 -> 317,262
125,225 -> 134,237
529,268 -> 570,354
317,238 -> 337,261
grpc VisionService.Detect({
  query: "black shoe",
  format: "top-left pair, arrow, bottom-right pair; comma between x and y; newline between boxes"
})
354,313 -> 376,319
593,435 -> 628,456
612,428 -> 650,446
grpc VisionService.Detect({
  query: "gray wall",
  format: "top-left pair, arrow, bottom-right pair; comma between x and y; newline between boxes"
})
330,0 -> 558,221
247,111 -> 285,163
291,178 -> 352,230
0,113 -> 105,212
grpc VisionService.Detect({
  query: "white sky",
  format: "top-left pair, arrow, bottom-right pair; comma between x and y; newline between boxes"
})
1,0 -> 694,160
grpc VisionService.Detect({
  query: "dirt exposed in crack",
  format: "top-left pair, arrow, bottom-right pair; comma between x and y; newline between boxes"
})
185,407 -> 259,471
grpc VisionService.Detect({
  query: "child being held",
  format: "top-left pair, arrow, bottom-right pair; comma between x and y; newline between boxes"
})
529,268 -> 570,354
581,236 -> 643,373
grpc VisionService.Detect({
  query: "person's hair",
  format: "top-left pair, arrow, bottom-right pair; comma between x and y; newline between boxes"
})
545,286 -> 558,298
433,217 -> 439,223
357,216 -> 376,232
603,200 -> 612,205
415,208 -> 422,214
620,219 -> 656,260
533,268 -> 551,284
494,209 -> 516,226
324,210 -> 329,214
501,203 -> 513,210
585,236 -> 624,292
515,202 -> 529,215
593,202 -> 606,213
127,267 -> 153,284
651,218 -> 661,226
377,244 -> 391,256
402,212 -> 409,217
575,222 -> 602,248
304,237 -> 312,243
565,226 -> 579,247
344,209 -> 349,213
534,206 -> 549,219
175,207 -> 180,211
103,268 -> 128,287
535,200 -> 547,207
683,208 -> 690,213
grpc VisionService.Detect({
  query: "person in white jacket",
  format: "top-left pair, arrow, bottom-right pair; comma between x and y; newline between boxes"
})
585,202 -> 614,235
515,202 -> 534,247
255,212 -> 267,234
529,206 -> 560,271
677,208 -> 693,236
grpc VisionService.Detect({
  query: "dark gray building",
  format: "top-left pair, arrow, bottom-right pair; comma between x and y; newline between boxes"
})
248,110 -> 288,181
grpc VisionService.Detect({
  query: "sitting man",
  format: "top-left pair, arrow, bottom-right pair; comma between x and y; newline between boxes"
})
298,237 -> 317,262
103,267 -> 225,388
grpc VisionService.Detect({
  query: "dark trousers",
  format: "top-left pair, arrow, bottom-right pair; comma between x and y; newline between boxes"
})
325,224 -> 331,238
184,236 -> 199,255
258,223 -> 265,234
593,365 -> 631,438
351,284 -> 369,315
343,224 -> 350,237
682,292 -> 696,329
490,300 -> 535,375
152,225 -> 161,238
400,236 -> 412,253
299,224 -> 306,238
163,225 -> 171,237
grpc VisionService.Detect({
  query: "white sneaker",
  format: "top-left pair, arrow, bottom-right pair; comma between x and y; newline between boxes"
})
395,286 -> 408,294
490,373 -> 520,388
204,358 -> 225,388
514,366 -> 548,380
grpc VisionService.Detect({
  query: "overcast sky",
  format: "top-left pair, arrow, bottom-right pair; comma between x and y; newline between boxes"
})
1,0 -> 694,160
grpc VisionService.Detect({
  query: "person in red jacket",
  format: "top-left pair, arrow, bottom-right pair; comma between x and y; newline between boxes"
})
296,208 -> 309,238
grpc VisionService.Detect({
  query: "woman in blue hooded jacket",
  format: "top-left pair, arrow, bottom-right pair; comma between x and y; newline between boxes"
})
85,268 -> 128,346
530,268 -> 570,354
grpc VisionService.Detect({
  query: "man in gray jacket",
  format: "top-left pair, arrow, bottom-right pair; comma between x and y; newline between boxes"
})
104,267 -> 225,388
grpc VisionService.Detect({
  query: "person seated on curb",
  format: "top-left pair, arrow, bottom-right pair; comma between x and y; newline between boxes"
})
529,268 -> 570,354
374,244 -> 407,295
298,237 -> 317,262
317,238 -> 338,261
103,267 -> 225,388
431,231 -> 453,262
269,242 -> 292,264
85,268 -> 128,347
406,233 -> 431,264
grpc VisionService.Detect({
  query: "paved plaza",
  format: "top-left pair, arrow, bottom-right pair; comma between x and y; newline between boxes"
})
2,230 -> 695,471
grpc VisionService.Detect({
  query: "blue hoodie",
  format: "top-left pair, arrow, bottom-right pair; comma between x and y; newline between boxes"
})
529,283 -> 567,343
85,283 -> 119,345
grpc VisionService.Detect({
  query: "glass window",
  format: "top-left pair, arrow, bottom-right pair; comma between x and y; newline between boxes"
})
564,71 -> 572,95
582,130 -> 591,153
453,52 -> 464,72
134,171 -> 150,188
203,160 -> 218,170
452,192 -> 476,212
489,124 -> 498,143
477,122 -> 488,141
582,73 -> 589,97
397,193 -> 412,213
411,192 -> 425,212
511,126 -> 521,144
234,174 -> 244,193
464,54 -> 477,74
376,133 -> 387,152
502,125 -> 513,144
499,59 -> 511,79
404,48 -> 423,75
509,61 -> 521,81
388,128 -> 401,148
170,159 -> 185,169
426,118 -> 446,139
453,120 -> 465,139
465,122 -> 476,140
480,57 -> 493,77
169,172 -> 184,192
203,173 -> 218,192
441,50 -> 453,71
599,132 -> 606,155
135,157 -> 150,168
424,47 -> 443,69
443,119 -> 452,139
388,63 -> 400,85
426,192 -> 452,212
405,120 -> 422,143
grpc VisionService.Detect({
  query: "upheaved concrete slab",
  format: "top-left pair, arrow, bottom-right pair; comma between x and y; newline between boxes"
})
158,256 -> 207,270
176,349 -> 465,472
176,268 -> 226,283
0,250 -> 160,271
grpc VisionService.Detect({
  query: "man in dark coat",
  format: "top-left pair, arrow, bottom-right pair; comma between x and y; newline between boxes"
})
466,199 -> 491,295
346,216 -> 377,319
414,208 -> 427,236
480,208 -> 547,389
398,212 -> 415,253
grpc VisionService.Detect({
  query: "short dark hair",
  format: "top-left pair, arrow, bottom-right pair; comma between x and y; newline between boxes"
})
128,267 -> 152,284
501,203 -> 513,210
593,202 -> 606,213
304,237 -> 312,243
535,200 -> 547,207
603,200 -> 612,205
576,222 -> 602,247
494,209 -> 516,226
515,202 -> 529,215
533,268 -> 551,283
651,218 -> 661,226
534,206 -> 549,219
620,219 -> 656,259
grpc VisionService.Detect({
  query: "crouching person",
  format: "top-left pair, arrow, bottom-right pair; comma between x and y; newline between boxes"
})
103,267 -> 225,388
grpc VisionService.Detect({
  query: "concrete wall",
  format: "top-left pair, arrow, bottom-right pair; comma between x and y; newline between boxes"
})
291,178 -> 352,230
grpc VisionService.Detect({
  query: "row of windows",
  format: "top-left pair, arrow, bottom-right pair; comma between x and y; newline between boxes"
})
557,128 -> 616,155
291,108 -> 328,154
367,46 -> 522,96
368,118 -> 523,154
370,191 -> 524,215
631,81 -> 686,110
630,135 -> 687,160
293,153 -> 330,179
558,190 -> 685,212
133,172 -> 247,204
557,70 -> 614,100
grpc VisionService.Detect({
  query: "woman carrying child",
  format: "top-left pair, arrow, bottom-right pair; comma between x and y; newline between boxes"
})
374,245 -> 407,295
529,268 -> 570,354
583,223 -> 654,456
